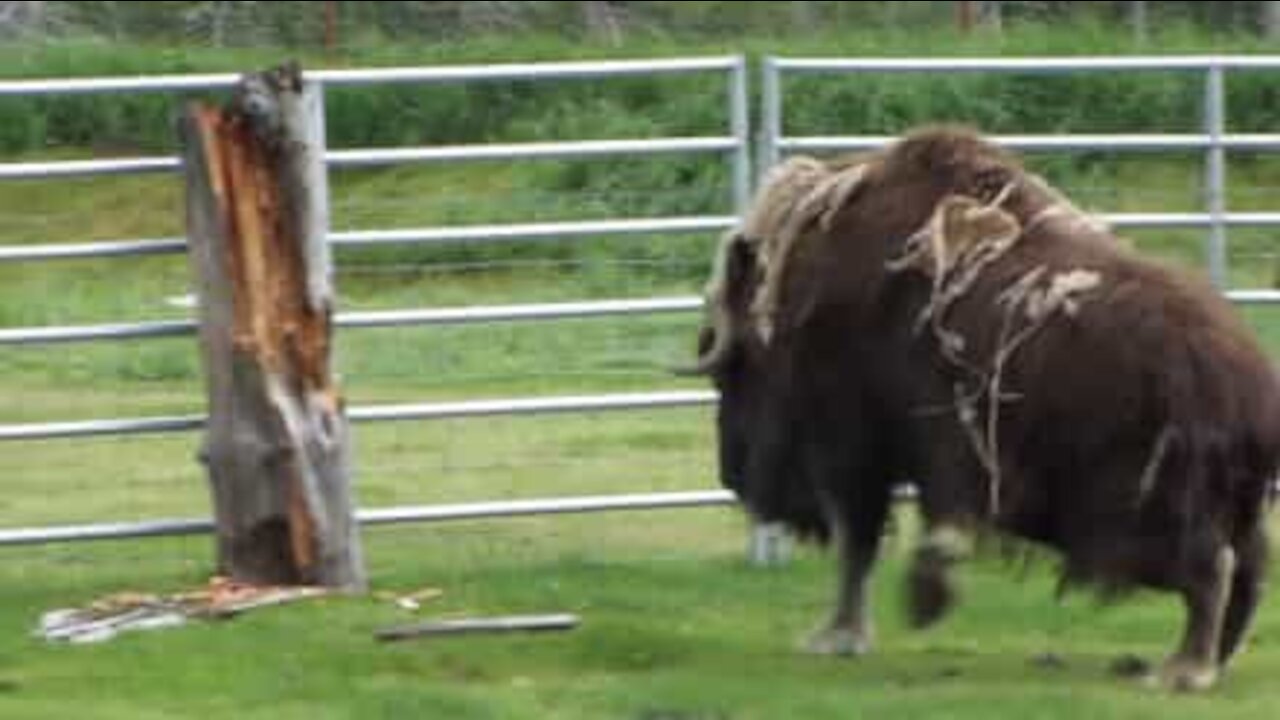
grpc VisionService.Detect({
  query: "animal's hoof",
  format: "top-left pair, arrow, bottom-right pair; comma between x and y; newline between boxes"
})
1030,652 -> 1068,670
802,626 -> 872,657
907,547 -> 957,628
1108,654 -> 1152,679
1155,658 -> 1219,693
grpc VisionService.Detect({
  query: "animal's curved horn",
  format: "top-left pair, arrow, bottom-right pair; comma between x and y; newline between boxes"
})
671,302 -> 735,377
671,231 -> 748,376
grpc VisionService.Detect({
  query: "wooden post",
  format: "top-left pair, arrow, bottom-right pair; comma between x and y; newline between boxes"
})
1264,1 -> 1280,40
956,1 -> 975,32
180,63 -> 366,591
1130,1 -> 1149,45
976,1 -> 1002,33
323,0 -> 339,53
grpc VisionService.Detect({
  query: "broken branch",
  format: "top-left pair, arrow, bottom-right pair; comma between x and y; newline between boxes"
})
374,613 -> 581,642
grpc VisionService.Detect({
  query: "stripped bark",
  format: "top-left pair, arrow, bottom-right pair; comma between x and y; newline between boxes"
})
180,63 -> 366,590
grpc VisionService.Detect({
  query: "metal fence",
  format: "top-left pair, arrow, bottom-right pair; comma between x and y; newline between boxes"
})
762,55 -> 1280,301
0,56 -> 747,546
3,53 -> 1279,549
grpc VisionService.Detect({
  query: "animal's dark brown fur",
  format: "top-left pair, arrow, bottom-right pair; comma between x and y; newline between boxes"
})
693,124 -> 1280,689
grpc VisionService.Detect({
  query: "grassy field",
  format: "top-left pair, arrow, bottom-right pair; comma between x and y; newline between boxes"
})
5,37 -> 1280,716
4,511 -> 1280,719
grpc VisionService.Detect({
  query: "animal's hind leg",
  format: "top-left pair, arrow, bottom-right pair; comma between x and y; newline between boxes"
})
1159,537 -> 1236,692
1218,524 -> 1268,666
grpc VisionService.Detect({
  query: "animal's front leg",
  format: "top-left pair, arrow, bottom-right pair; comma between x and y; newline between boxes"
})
907,425 -> 984,629
804,481 -> 891,657
907,523 -> 973,628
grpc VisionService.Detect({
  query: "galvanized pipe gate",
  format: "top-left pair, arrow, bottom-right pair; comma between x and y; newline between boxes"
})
2,54 -> 1278,550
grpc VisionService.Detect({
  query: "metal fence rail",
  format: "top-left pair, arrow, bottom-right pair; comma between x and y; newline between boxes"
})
0,57 -> 743,97
0,491 -> 739,547
769,55 -> 1280,73
0,53 -> 755,214
0,390 -> 717,443
0,217 -> 739,262
0,56 -> 746,546
781,133 -> 1280,153
0,296 -> 705,345
5,54 -> 1280,549
0,138 -> 742,181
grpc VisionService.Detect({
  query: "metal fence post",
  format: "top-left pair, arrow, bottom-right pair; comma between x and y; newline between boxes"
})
1204,62 -> 1229,289
729,54 -> 752,217
745,55 -> 791,568
759,55 -> 782,177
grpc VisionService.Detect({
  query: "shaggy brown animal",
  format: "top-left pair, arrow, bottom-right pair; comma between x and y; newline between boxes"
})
688,124 -> 1280,691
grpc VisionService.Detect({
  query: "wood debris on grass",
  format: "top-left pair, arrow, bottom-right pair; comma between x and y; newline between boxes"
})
35,576 -> 329,644
373,587 -> 444,612
374,613 -> 581,642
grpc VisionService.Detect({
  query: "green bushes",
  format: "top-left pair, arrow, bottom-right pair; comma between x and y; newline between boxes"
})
5,24 -> 1280,155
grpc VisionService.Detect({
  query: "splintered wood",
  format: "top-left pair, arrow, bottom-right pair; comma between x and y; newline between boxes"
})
181,64 -> 365,590
36,577 -> 330,644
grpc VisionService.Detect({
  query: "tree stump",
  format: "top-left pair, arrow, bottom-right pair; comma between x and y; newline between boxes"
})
180,63 -> 366,590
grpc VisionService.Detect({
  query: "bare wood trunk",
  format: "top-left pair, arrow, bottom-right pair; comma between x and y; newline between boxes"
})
180,63 -> 366,591
210,1 -> 229,47
0,0 -> 46,37
1264,1 -> 1280,40
1130,1 -> 1149,45
583,1 -> 622,46
323,0 -> 338,52
977,1 -> 1002,32
956,1 -> 974,32
790,1 -> 818,32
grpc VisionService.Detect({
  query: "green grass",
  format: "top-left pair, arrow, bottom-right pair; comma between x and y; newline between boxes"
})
3,512 -> 1280,719
0,406 -> 717,526
5,26 -> 1280,716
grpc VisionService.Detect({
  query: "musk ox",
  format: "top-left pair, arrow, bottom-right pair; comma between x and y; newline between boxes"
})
685,125 -> 1280,691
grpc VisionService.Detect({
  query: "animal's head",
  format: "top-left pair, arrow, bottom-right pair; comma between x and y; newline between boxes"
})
679,154 -> 867,532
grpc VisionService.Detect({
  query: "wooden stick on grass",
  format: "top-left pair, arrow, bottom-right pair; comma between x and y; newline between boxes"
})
374,613 -> 580,642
